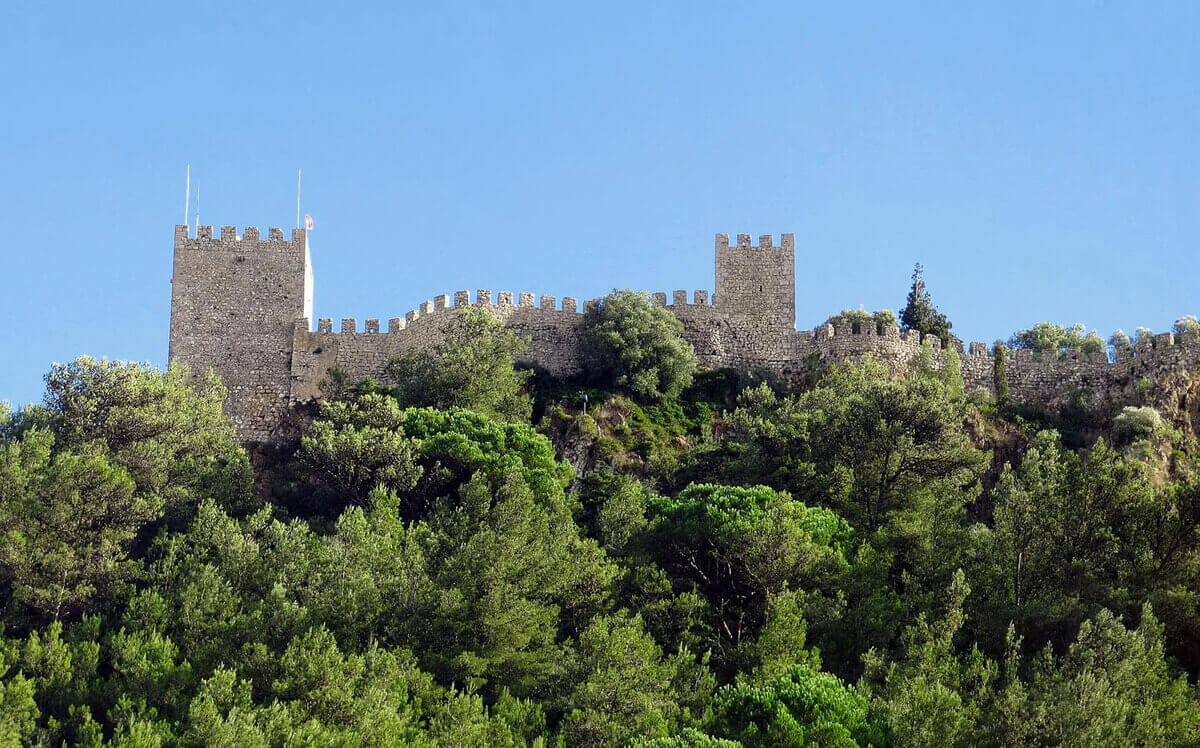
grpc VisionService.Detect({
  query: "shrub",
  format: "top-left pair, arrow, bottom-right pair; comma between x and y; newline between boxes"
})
384,306 -> 532,422
1174,316 -> 1200,335
582,291 -> 698,401
824,308 -> 896,333
1112,406 -> 1163,443
1008,323 -> 1105,359
1109,330 -> 1132,348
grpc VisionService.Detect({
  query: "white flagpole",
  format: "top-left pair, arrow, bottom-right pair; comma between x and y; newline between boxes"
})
184,164 -> 190,226
296,169 -> 302,229
194,187 -> 200,233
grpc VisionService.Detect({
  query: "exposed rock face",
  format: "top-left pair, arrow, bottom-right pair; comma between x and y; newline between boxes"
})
169,226 -> 1200,442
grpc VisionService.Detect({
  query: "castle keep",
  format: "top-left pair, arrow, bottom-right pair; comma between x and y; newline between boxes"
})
169,225 -> 1200,442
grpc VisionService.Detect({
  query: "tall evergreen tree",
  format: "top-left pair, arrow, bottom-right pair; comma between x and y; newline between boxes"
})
900,263 -> 954,343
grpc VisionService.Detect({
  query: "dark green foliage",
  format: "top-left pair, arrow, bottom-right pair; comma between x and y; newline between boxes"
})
385,305 -> 533,422
978,430 -> 1200,665
0,359 -> 251,629
723,357 -> 986,534
899,263 -> 953,343
38,357 -> 253,517
648,484 -> 853,672
5,347 -> 1200,745
300,393 -> 573,515
992,339 -> 1009,403
559,612 -> 708,746
583,290 -> 699,401
0,438 -> 154,622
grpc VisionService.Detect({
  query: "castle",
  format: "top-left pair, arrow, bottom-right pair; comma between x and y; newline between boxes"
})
169,224 -> 1200,442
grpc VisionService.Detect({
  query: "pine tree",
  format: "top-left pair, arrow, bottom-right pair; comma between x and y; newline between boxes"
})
900,263 -> 954,343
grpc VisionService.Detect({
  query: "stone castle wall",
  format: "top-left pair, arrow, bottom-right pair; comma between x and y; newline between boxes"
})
169,227 -> 1200,441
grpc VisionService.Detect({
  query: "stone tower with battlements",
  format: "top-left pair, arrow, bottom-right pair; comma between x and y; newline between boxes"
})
169,225 -> 313,441
714,233 -> 795,328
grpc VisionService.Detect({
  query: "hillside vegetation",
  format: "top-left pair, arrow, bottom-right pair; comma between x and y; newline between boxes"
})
2,294 -> 1200,746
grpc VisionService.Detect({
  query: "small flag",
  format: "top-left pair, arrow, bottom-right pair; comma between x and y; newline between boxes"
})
304,214 -> 314,230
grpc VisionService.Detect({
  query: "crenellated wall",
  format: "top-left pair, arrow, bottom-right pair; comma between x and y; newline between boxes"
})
289,290 -> 590,401
168,226 -> 1200,442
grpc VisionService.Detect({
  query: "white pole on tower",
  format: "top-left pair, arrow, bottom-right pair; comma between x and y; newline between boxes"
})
184,164 -> 190,226
296,169 -> 302,229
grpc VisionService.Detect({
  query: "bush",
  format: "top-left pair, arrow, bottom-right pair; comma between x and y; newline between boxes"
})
384,306 -> 532,422
824,308 -> 896,333
1174,316 -> 1200,335
1112,406 -> 1163,443
582,290 -> 698,401
1110,330 -> 1132,348
1008,323 -> 1105,359
707,663 -> 884,747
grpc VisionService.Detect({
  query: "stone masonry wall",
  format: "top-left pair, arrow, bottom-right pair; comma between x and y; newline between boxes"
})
169,225 -> 312,441
169,226 -> 1200,442
714,233 -> 795,327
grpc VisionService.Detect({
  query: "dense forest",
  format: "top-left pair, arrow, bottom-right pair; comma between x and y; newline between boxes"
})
2,287 -> 1200,746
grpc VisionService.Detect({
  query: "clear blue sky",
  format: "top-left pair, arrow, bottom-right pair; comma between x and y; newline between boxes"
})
2,3 -> 1198,407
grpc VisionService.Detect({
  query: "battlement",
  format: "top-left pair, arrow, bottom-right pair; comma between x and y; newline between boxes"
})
810,318 -> 1200,369
649,290 -> 715,307
715,233 -> 796,251
714,231 -> 796,326
308,289 -> 594,335
174,224 -> 306,243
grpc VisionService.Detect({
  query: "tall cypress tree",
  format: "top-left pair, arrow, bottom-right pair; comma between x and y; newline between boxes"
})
900,263 -> 953,343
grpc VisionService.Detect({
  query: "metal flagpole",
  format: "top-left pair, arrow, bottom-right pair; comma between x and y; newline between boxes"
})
184,164 -> 190,226
296,169 -> 302,229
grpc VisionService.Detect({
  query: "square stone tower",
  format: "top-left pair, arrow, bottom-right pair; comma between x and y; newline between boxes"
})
714,233 -> 795,328
169,225 -> 313,441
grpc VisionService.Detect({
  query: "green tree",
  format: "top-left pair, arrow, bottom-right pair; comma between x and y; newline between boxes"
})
649,483 -> 852,671
559,612 -> 704,747
385,306 -> 533,422
583,290 -> 698,401
0,432 -> 159,622
860,571 -> 997,747
992,340 -> 1010,403
708,662 -> 883,747
1110,329 -> 1133,348
899,263 -> 953,343
300,399 -> 423,506
724,359 -> 986,534
147,400 -> 616,700
1017,606 -> 1200,746
825,308 -> 897,333
36,357 -> 253,518
300,395 -> 574,516
981,431 -> 1200,657
0,671 -> 38,745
